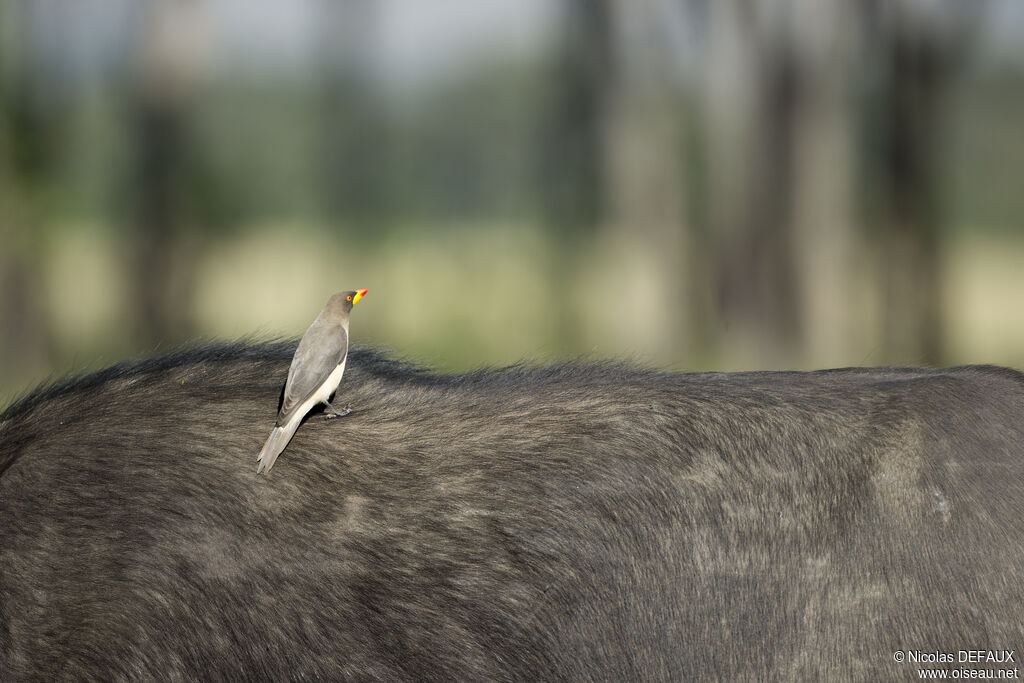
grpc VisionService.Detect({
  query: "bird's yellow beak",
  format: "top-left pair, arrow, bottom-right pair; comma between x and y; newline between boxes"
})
352,288 -> 368,305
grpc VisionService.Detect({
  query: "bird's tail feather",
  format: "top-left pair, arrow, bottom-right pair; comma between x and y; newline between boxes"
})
256,420 -> 301,474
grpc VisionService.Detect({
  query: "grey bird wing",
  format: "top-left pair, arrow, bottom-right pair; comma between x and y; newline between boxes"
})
277,321 -> 349,426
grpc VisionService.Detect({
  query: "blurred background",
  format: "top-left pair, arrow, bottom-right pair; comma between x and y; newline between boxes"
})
1,0 -> 1023,402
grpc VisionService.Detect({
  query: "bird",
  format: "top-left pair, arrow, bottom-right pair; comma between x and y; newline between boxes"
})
256,289 -> 367,474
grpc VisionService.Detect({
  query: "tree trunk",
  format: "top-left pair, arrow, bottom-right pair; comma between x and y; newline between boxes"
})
127,0 -> 206,348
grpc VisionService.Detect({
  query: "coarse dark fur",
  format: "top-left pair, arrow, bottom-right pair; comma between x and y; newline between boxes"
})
1,341 -> 1023,681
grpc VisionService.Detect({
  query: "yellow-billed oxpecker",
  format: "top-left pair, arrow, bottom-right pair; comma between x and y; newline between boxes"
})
256,288 -> 367,474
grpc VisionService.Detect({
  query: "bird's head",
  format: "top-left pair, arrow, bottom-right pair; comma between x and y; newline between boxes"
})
327,288 -> 368,316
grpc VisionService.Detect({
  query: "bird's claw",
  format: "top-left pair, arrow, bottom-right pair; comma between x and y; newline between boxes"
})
324,403 -> 352,419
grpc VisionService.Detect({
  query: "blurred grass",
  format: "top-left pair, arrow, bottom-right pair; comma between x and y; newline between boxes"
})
5,222 -> 1023,406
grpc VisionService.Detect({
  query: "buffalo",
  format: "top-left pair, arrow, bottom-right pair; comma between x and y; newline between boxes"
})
1,341 -> 1022,680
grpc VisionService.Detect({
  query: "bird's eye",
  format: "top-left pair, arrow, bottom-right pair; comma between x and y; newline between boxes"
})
347,296 -> 352,301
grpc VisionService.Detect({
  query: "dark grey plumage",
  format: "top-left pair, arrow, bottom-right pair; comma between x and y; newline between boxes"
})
256,289 -> 366,473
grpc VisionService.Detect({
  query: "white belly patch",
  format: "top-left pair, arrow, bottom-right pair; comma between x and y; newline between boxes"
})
284,358 -> 347,429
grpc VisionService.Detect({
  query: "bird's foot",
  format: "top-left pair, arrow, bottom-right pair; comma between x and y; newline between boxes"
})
324,401 -> 352,419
